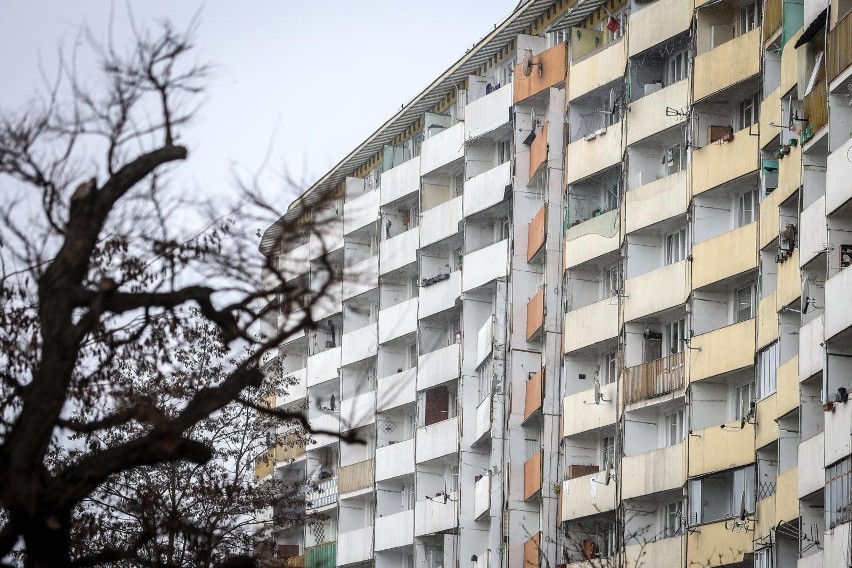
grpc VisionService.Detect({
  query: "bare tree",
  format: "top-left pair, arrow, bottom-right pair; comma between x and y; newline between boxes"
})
0,17 -> 348,568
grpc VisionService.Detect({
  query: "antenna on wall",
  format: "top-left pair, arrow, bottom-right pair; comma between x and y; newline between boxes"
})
522,48 -> 543,77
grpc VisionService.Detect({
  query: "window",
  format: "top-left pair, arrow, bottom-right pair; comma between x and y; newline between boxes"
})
604,181 -> 620,211
665,227 -> 688,264
738,93 -> 760,130
665,319 -> 686,354
740,1 -> 763,34
601,436 -> 616,470
757,342 -> 779,399
604,263 -> 620,297
602,351 -> 618,384
497,138 -> 512,164
478,360 -> 492,403
736,187 -> 758,226
826,457 -> 852,528
607,7 -> 630,41
664,501 -> 684,537
754,548 -> 774,568
664,143 -> 686,175
549,28 -> 569,47
453,170 -> 465,197
735,382 -> 755,421
665,409 -> 685,446
735,284 -> 756,322
666,50 -> 688,85
689,466 -> 755,525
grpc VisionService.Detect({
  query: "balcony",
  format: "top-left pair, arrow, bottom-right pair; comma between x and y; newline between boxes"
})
777,248 -> 800,307
568,37 -> 627,102
527,203 -> 547,261
524,368 -> 543,421
274,556 -> 305,568
463,161 -> 511,217
798,432 -> 824,498
278,242 -> 311,282
688,421 -> 754,477
826,398 -> 852,465
826,136 -> 852,214
307,346 -> 340,387
279,367 -> 307,406
340,391 -> 375,431
343,189 -> 380,235
415,416 -> 459,463
777,466 -> 798,522
628,0 -> 692,56
341,323 -> 377,366
374,509 -> 414,551
465,82 -> 513,140
828,9 -> 852,82
474,473 -> 491,520
563,209 -> 620,269
417,343 -> 461,391
476,318 -> 493,368
687,520 -> 752,567
693,27 -> 761,101
800,195 -> 826,266
781,29 -> 803,95
563,297 -> 619,354
379,227 -> 418,275
561,382 -> 618,437
523,534 -> 541,568
420,122 -> 464,174
339,458 -> 374,495
758,292 -> 779,349
524,450 -> 543,500
626,80 -> 690,145
377,368 -> 416,412
624,537 -> 683,567
513,42 -> 567,103
692,126 -> 759,195
309,413 -> 342,448
474,394 -> 492,443
826,267 -> 852,339
337,525 -> 373,566
804,80 -> 830,141
380,156 -> 420,206
342,255 -> 378,300
463,239 -> 509,291
560,469 -> 617,521
776,356 -> 799,417
564,122 -> 623,185
529,122 -> 549,181
378,297 -> 417,344
764,0 -> 782,40
375,438 -> 414,482
526,287 -> 545,341
419,270 -> 461,318
692,222 -> 757,289
414,490 -> 459,536
420,195 -> 462,247
621,443 -> 685,500
760,87 -> 781,149
691,320 -> 750,381
799,315 -> 824,380
623,261 -> 689,322
625,170 -> 688,234
305,477 -> 338,510
304,543 -> 335,568
623,352 -> 685,406
777,142 -> 802,201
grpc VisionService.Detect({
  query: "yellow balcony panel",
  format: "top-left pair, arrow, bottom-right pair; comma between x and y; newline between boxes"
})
563,297 -> 620,353
626,170 -> 688,234
755,495 -> 777,541
690,320 -> 756,383
776,249 -> 800,309
777,467 -> 799,521
688,421 -> 755,477
776,356 -> 799,418
621,443 -> 686,500
693,28 -> 761,102
624,537 -> 684,568
629,0 -> 692,56
759,187 -> 783,249
339,458 -> 374,495
828,9 -> 852,83
623,261 -> 689,322
755,393 -> 778,449
759,87 -> 782,149
764,0 -> 782,42
692,223 -> 757,290
803,78 -> 828,136
568,36 -> 627,102
560,469 -> 617,521
626,80 -> 690,145
687,519 -> 753,567
564,123 -> 623,185
777,143 -> 802,201
692,126 -> 759,196
757,292 -> 779,349
562,381 -> 618,438
514,42 -> 568,104
780,30 -> 803,96
563,208 -> 620,269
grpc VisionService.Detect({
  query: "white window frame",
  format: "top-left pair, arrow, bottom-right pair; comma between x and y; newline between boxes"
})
602,351 -> 618,384
666,49 -> 688,85
665,227 -> 688,264
665,319 -> 686,354
735,283 -> 756,323
665,408 -> 685,446
757,342 -> 779,399
736,187 -> 758,227
664,500 -> 684,537
734,381 -> 755,421
738,93 -> 760,130
739,1 -> 762,35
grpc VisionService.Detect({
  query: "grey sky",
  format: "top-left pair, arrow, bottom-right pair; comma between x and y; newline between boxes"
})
0,1 -> 519,206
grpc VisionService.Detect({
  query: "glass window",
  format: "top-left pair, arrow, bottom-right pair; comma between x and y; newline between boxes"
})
737,187 -> 758,226
665,319 -> 686,354
735,382 -> 755,421
664,500 -> 684,537
665,409 -> 685,446
740,1 -> 762,34
665,227 -> 688,264
735,284 -> 755,322
601,436 -> 616,470
689,465 -> 756,525
738,93 -> 760,130
603,351 -> 618,384
666,50 -> 688,85
757,342 -> 779,399
826,457 -> 852,528
755,548 -> 773,568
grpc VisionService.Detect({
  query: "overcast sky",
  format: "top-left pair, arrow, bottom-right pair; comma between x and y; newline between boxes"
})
0,1 -> 519,207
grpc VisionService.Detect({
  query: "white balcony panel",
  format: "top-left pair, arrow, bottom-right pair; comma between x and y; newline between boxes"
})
561,382 -> 618,437
377,368 -> 416,412
414,491 -> 459,536
464,83 -> 513,140
827,136 -> 852,215
561,469 -> 617,520
463,161 -> 512,217
417,343 -> 461,391
309,413 -> 341,448
375,438 -> 415,482
419,271 -> 461,318
473,474 -> 491,520
623,261 -> 689,322
420,122 -> 464,174
476,318 -> 493,367
421,196 -> 462,247
341,323 -> 378,367
311,215 -> 344,257
374,509 -> 414,551
379,297 -> 418,344
337,525 -> 373,565
313,283 -> 343,322
341,391 -> 375,431
562,297 -> 619,353
798,551 -> 824,568
463,239 -> 509,292
278,242 -> 311,282
621,443 -> 685,500
798,432 -> 825,498
307,347 -> 340,387
825,267 -> 852,340
416,417 -> 459,463
825,400 -> 852,466
799,315 -> 824,380
799,195 -> 827,267
342,256 -> 378,300
474,394 -> 492,443
278,367 -> 307,406
343,189 -> 380,235
381,156 -> 421,206
380,228 -> 419,275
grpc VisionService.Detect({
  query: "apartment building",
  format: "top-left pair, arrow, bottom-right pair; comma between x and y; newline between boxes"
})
255,0 -> 852,566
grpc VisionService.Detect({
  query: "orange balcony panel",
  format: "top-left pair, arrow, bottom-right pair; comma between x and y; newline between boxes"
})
526,287 -> 545,341
529,122 -> 549,181
523,532 -> 541,568
524,367 -> 544,421
514,42 -> 567,103
527,203 -> 547,262
524,450 -> 543,500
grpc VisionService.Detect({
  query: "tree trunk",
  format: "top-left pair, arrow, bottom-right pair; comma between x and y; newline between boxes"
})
21,511 -> 72,568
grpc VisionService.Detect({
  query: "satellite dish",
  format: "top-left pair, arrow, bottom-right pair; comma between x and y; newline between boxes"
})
801,275 -> 810,314
521,48 -> 543,77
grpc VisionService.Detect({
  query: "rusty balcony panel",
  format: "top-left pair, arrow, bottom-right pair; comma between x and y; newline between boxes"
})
273,556 -> 305,568
803,75 -> 828,137
829,10 -> 852,82
339,458 -> 374,494
763,0 -> 782,42
623,351 -> 685,405
524,367 -> 544,421
523,450 -> 543,500
527,203 -> 547,262
523,532 -> 542,567
529,122 -> 549,182
255,448 -> 274,480
526,287 -> 545,341
514,42 -> 568,103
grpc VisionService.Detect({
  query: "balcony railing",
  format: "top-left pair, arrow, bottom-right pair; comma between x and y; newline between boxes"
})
764,0 -> 782,41
802,75 -> 828,140
513,42 -> 567,103
304,543 -> 335,568
526,287 -> 545,341
828,9 -> 852,82
523,450 -> 543,500
529,122 -> 549,181
524,368 -> 544,421
527,203 -> 547,261
339,459 -> 373,494
305,477 -> 338,509
623,351 -> 685,405
523,532 -> 542,568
